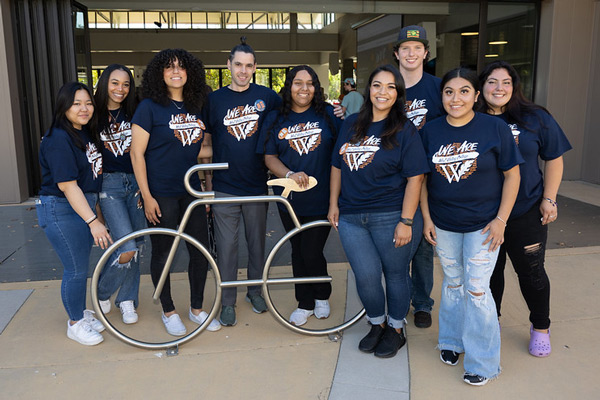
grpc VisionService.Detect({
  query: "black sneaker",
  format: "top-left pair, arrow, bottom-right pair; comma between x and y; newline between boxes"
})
358,323 -> 385,353
374,325 -> 406,358
414,311 -> 432,328
440,350 -> 459,366
463,373 -> 489,386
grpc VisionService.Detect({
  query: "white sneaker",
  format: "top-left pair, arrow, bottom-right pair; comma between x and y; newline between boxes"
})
289,308 -> 314,326
119,301 -> 138,324
99,299 -> 111,314
67,319 -> 103,346
189,309 -> 221,332
83,309 -> 105,332
161,313 -> 186,336
314,300 -> 330,319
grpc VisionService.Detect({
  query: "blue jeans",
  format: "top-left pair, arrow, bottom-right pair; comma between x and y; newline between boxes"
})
338,209 -> 423,329
435,226 -> 501,379
97,172 -> 146,307
411,237 -> 435,313
36,194 -> 97,321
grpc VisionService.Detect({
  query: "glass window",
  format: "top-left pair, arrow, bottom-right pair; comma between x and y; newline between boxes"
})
221,69 -> 232,87
297,13 -> 312,30
192,12 -> 207,29
205,69 -> 220,91
255,69 -> 269,87
112,11 -> 128,29
271,68 -> 287,94
311,13 -> 323,29
96,11 -> 111,29
224,12 -> 238,29
128,12 -> 144,29
253,13 -> 268,30
237,12 -> 254,29
87,11 -> 96,29
207,12 -> 222,29
144,12 -> 159,29
176,12 -> 192,29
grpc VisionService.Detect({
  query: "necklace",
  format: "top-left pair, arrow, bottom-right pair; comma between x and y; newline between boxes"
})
109,108 -> 127,141
109,108 -> 122,126
171,100 -> 184,110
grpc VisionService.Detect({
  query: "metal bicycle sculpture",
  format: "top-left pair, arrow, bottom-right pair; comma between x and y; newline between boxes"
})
91,163 -> 365,350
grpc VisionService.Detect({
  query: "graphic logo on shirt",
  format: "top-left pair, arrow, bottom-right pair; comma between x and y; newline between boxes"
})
169,113 -> 205,146
101,121 -> 132,157
339,135 -> 381,171
86,142 -> 103,179
508,123 -> 520,145
432,141 -> 479,183
278,121 -> 322,156
223,104 -> 262,141
405,99 -> 428,130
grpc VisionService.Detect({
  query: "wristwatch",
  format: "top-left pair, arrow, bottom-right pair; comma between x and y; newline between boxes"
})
399,217 -> 413,226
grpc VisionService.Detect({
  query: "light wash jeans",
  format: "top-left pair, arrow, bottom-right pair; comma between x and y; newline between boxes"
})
338,209 -> 423,329
435,226 -> 501,379
36,194 -> 97,321
97,172 -> 146,308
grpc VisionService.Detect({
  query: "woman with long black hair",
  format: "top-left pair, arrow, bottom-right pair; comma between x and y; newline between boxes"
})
479,60 -> 571,358
328,64 -> 429,358
258,65 -> 341,326
94,64 -> 146,325
130,49 -> 220,336
37,82 -> 112,345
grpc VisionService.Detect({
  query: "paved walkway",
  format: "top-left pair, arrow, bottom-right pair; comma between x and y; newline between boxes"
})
0,180 -> 599,399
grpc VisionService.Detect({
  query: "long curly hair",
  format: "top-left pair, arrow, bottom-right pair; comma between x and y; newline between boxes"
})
261,65 -> 336,152
351,64 -> 409,150
47,82 -> 99,150
141,48 -> 208,114
477,60 -> 548,127
94,64 -> 137,134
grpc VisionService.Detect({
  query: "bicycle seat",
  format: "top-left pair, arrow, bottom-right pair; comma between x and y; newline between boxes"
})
267,177 -> 318,198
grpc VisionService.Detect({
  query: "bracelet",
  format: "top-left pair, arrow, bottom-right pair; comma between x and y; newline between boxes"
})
544,197 -> 557,207
85,215 -> 97,225
495,215 -> 507,226
285,170 -> 295,179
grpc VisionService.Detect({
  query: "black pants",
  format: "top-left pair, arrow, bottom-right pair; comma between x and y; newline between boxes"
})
279,210 -> 332,310
150,194 -> 209,313
490,199 -> 550,329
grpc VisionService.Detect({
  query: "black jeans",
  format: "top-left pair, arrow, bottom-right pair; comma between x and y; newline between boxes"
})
279,210 -> 332,310
490,199 -> 550,329
150,194 -> 209,313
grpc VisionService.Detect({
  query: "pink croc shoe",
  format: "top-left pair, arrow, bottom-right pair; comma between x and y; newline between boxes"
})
529,325 -> 551,357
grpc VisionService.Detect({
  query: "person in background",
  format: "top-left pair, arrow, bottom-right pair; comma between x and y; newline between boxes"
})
131,48 -> 220,336
329,64 -> 429,358
258,65 -> 341,326
94,64 -> 146,325
340,78 -> 364,118
420,67 -> 522,385
37,82 -> 112,345
479,60 -> 572,358
393,25 -> 445,329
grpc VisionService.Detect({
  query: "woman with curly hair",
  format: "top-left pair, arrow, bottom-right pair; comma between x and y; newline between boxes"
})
94,64 -> 146,325
257,65 -> 341,326
479,61 -> 571,357
328,65 -> 429,358
37,82 -> 112,345
130,48 -> 220,336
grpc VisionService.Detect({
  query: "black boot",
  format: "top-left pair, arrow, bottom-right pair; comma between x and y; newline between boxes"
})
374,325 -> 406,358
358,323 -> 385,353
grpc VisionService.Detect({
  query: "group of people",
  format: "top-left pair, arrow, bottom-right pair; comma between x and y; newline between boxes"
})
37,25 -> 570,387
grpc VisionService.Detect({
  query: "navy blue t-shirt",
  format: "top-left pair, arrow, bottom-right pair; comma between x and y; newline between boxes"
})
99,109 -> 133,173
39,127 -> 103,196
258,105 -> 341,216
332,114 -> 429,214
421,112 -> 524,233
405,73 -> 445,131
498,109 -> 572,218
203,84 -> 282,196
132,99 -> 205,197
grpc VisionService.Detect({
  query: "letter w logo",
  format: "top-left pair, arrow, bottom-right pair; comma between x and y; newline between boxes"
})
291,135 -> 319,155
345,152 -> 373,171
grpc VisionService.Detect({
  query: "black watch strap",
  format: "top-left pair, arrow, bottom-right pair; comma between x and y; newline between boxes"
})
399,217 -> 413,226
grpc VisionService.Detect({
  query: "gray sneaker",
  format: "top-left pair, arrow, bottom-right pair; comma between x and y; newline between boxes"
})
245,293 -> 267,313
220,305 -> 237,326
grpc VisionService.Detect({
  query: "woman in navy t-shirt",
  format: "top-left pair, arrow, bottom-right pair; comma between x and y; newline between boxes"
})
131,49 -> 220,336
479,61 -> 572,358
421,68 -> 522,385
257,65 -> 341,326
37,82 -> 112,346
329,65 -> 429,358
94,64 -> 146,325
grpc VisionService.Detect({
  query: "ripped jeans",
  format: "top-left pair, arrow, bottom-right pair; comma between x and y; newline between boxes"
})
435,226 -> 501,379
97,172 -> 146,308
